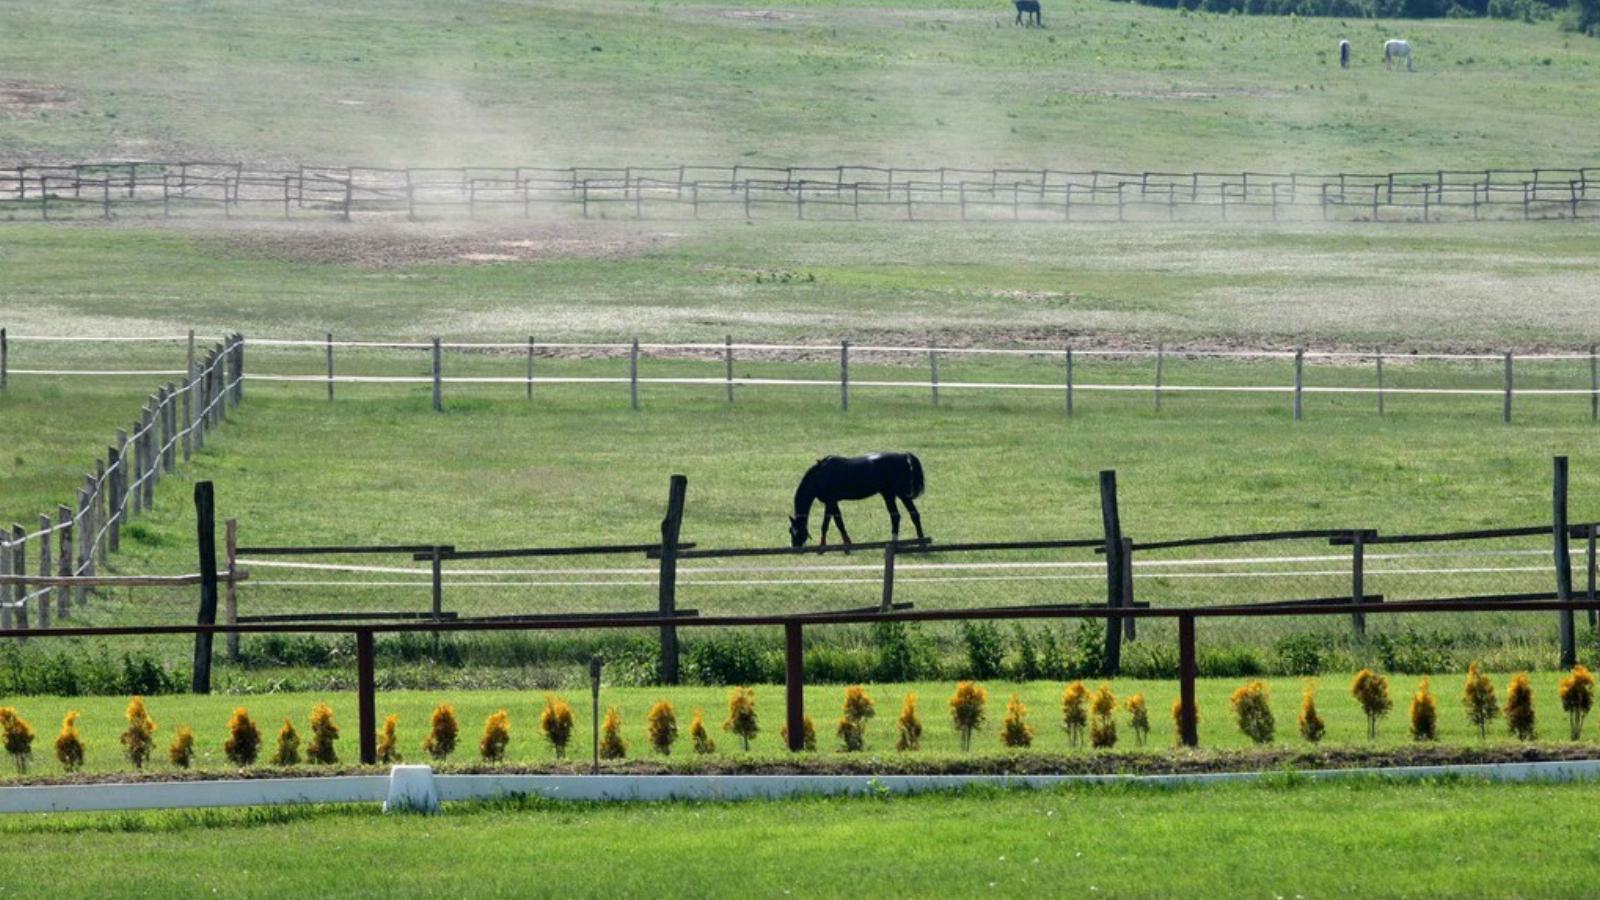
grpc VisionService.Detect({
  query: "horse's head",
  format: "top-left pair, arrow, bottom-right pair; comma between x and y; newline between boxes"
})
789,515 -> 810,548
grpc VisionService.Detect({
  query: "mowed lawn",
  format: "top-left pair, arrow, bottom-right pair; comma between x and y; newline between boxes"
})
3,779 -> 1600,897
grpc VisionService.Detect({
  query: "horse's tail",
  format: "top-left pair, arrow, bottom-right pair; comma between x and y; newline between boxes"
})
906,453 -> 925,499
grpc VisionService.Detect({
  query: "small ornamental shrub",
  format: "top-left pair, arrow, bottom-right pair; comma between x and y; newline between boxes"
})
599,707 -> 627,760
54,711 -> 85,772
690,708 -> 716,754
376,715 -> 401,764
1060,681 -> 1089,748
168,726 -> 195,769
1230,681 -> 1275,745
121,696 -> 157,769
724,687 -> 759,751
837,716 -> 865,752
1462,662 -> 1499,739
647,701 -> 678,755
1409,677 -> 1438,742
782,715 -> 818,752
480,710 -> 511,763
1089,684 -> 1117,749
307,703 -> 339,765
540,694 -> 574,759
896,693 -> 924,752
224,707 -> 260,766
272,719 -> 301,766
1298,685 -> 1326,744
1350,669 -> 1391,741
1558,665 -> 1596,740
1125,694 -> 1149,747
0,707 -> 35,773
424,703 -> 459,760
949,681 -> 988,752
1505,673 -> 1536,740
1001,694 -> 1034,748
1170,697 -> 1200,743
842,686 -> 876,726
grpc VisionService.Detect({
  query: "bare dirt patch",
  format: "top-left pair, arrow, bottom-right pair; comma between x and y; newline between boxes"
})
0,80 -> 74,118
1061,87 -> 1288,101
196,220 -> 675,268
721,8 -> 803,20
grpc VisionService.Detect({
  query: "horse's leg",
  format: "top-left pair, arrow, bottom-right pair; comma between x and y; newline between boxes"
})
881,492 -> 902,537
902,496 -> 925,541
829,503 -> 853,546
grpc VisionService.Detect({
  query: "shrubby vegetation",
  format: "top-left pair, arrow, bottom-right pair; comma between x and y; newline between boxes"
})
1118,0 -> 1595,32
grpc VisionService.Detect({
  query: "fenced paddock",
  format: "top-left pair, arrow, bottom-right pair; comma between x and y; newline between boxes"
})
1,161 -> 1596,224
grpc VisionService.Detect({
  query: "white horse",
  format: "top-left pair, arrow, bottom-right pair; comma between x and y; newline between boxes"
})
1384,39 -> 1413,71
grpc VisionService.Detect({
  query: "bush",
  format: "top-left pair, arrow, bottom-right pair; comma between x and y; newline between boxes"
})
1198,647 -> 1263,679
1559,665 -> 1596,740
1462,662 -> 1499,739
871,622 -> 939,683
949,681 -> 987,751
1170,697 -> 1199,743
686,632 -> 773,686
1089,684 -> 1117,749
896,693 -> 923,751
1409,677 -> 1438,741
424,704 -> 458,760
377,714 -> 401,764
1274,633 -> 1328,676
1000,694 -> 1033,748
782,715 -> 817,752
306,703 -> 339,765
268,718 -> 300,766
1008,626 -> 1042,681
1299,685 -> 1326,744
646,700 -> 677,755
724,687 -> 759,751
1350,669 -> 1391,740
121,696 -> 157,769
540,694 -> 574,758
690,708 -> 716,754
599,707 -> 627,759
225,707 -> 260,766
1375,630 -> 1456,675
837,715 -> 865,752
1231,681 -> 1275,745
960,622 -> 1005,679
0,707 -> 35,773
54,711 -> 85,772
1061,681 -> 1089,748
1505,673 -> 1536,740
168,726 -> 195,769
1125,693 -> 1149,746
480,710 -> 511,762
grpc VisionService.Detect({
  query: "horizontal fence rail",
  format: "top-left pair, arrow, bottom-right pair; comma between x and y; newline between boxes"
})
0,160 -> 1595,224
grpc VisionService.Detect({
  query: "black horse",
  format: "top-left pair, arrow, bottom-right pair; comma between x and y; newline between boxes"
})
789,452 -> 925,548
1014,0 -> 1042,27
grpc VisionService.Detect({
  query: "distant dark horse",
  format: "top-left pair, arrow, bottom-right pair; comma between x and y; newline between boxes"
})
1013,0 -> 1042,27
789,452 -> 925,548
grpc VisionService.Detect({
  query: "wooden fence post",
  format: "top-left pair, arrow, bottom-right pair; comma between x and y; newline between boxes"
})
630,338 -> 640,411
1503,351 -> 1514,424
1590,344 -> 1597,423
527,336 -> 535,400
1178,613 -> 1198,747
881,541 -> 897,612
225,517 -> 239,662
1,326 -> 7,392
840,340 -> 849,412
725,335 -> 735,404
1555,456 -> 1575,668
357,629 -> 376,765
110,435 -> 125,552
1376,352 -> 1385,417
1293,347 -> 1305,422
657,475 -> 687,685
192,481 -> 219,695
1351,530 -> 1367,637
929,340 -> 940,407
1586,523 -> 1597,630
36,515 -> 50,629
430,546 -> 444,648
1065,347 -> 1074,417
1120,536 -> 1136,641
785,621 -> 805,752
0,534 -> 11,631
1154,342 -> 1164,412
56,506 -> 71,619
431,337 -> 442,412
182,331 -> 194,461
95,461 -> 108,565
76,485 -> 91,608
326,332 -> 335,402
1099,470 -> 1123,677
10,525 -> 25,632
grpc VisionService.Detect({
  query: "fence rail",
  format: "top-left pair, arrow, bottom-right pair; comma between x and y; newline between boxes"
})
1,160 -> 1596,224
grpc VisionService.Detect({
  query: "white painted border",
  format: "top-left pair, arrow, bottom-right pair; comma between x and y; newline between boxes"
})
4,760 -> 1600,815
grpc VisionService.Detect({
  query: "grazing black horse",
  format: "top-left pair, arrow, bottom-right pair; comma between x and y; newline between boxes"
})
1013,0 -> 1042,27
789,452 -> 926,548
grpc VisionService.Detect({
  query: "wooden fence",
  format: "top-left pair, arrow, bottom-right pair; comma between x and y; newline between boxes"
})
1,161 -> 1596,223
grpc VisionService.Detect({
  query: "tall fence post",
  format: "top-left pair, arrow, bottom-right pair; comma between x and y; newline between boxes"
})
1293,347 -> 1305,422
1555,456 -> 1575,668
1376,352 -> 1386,417
0,534 -> 12,632
1,326 -> 7,392
1351,530 -> 1367,637
357,629 -> 376,765
657,474 -> 687,685
95,461 -> 108,566
192,481 -> 218,695
840,340 -> 850,412
880,541 -> 898,612
36,514 -> 51,629
1503,351 -> 1514,424
430,545 -> 444,653
55,506 -> 71,620
10,525 -> 25,632
182,332 -> 194,461
1590,344 -> 1598,423
725,335 -> 735,404
431,337 -> 443,412
326,333 -> 335,402
928,340 -> 940,407
785,620 -> 805,752
1099,470 -> 1123,677
527,336 -> 535,400
1120,536 -> 1136,641
109,436 -> 125,552
1154,342 -> 1164,412
225,517 -> 239,662
76,485 -> 91,609
1586,523 -> 1597,630
630,338 -> 640,411
1177,613 -> 1198,747
1065,346 -> 1074,417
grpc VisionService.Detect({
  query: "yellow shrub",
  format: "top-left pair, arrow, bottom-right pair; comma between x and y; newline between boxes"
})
842,686 -> 876,724
949,681 -> 988,752
837,715 -> 865,752
1089,684 -> 1117,749
1298,685 -> 1325,744
224,707 -> 260,766
121,696 -> 157,769
423,703 -> 458,760
1409,677 -> 1437,741
724,687 -> 759,751
376,714 -> 401,764
168,726 -> 195,769
1060,681 -> 1088,748
1461,662 -> 1499,739
690,708 -> 716,754
1230,681 -> 1275,745
1170,697 -> 1200,744
0,707 -> 36,773
1001,694 -> 1034,748
896,693 -> 924,752
782,715 -> 817,752
647,700 -> 678,755
306,703 -> 339,765
540,694 -> 574,758
1124,694 -> 1149,746
599,707 -> 627,760
480,710 -> 511,763
54,711 -> 85,772
1350,669 -> 1391,740
272,719 -> 301,766
1558,665 -> 1596,740
1504,673 -> 1536,740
